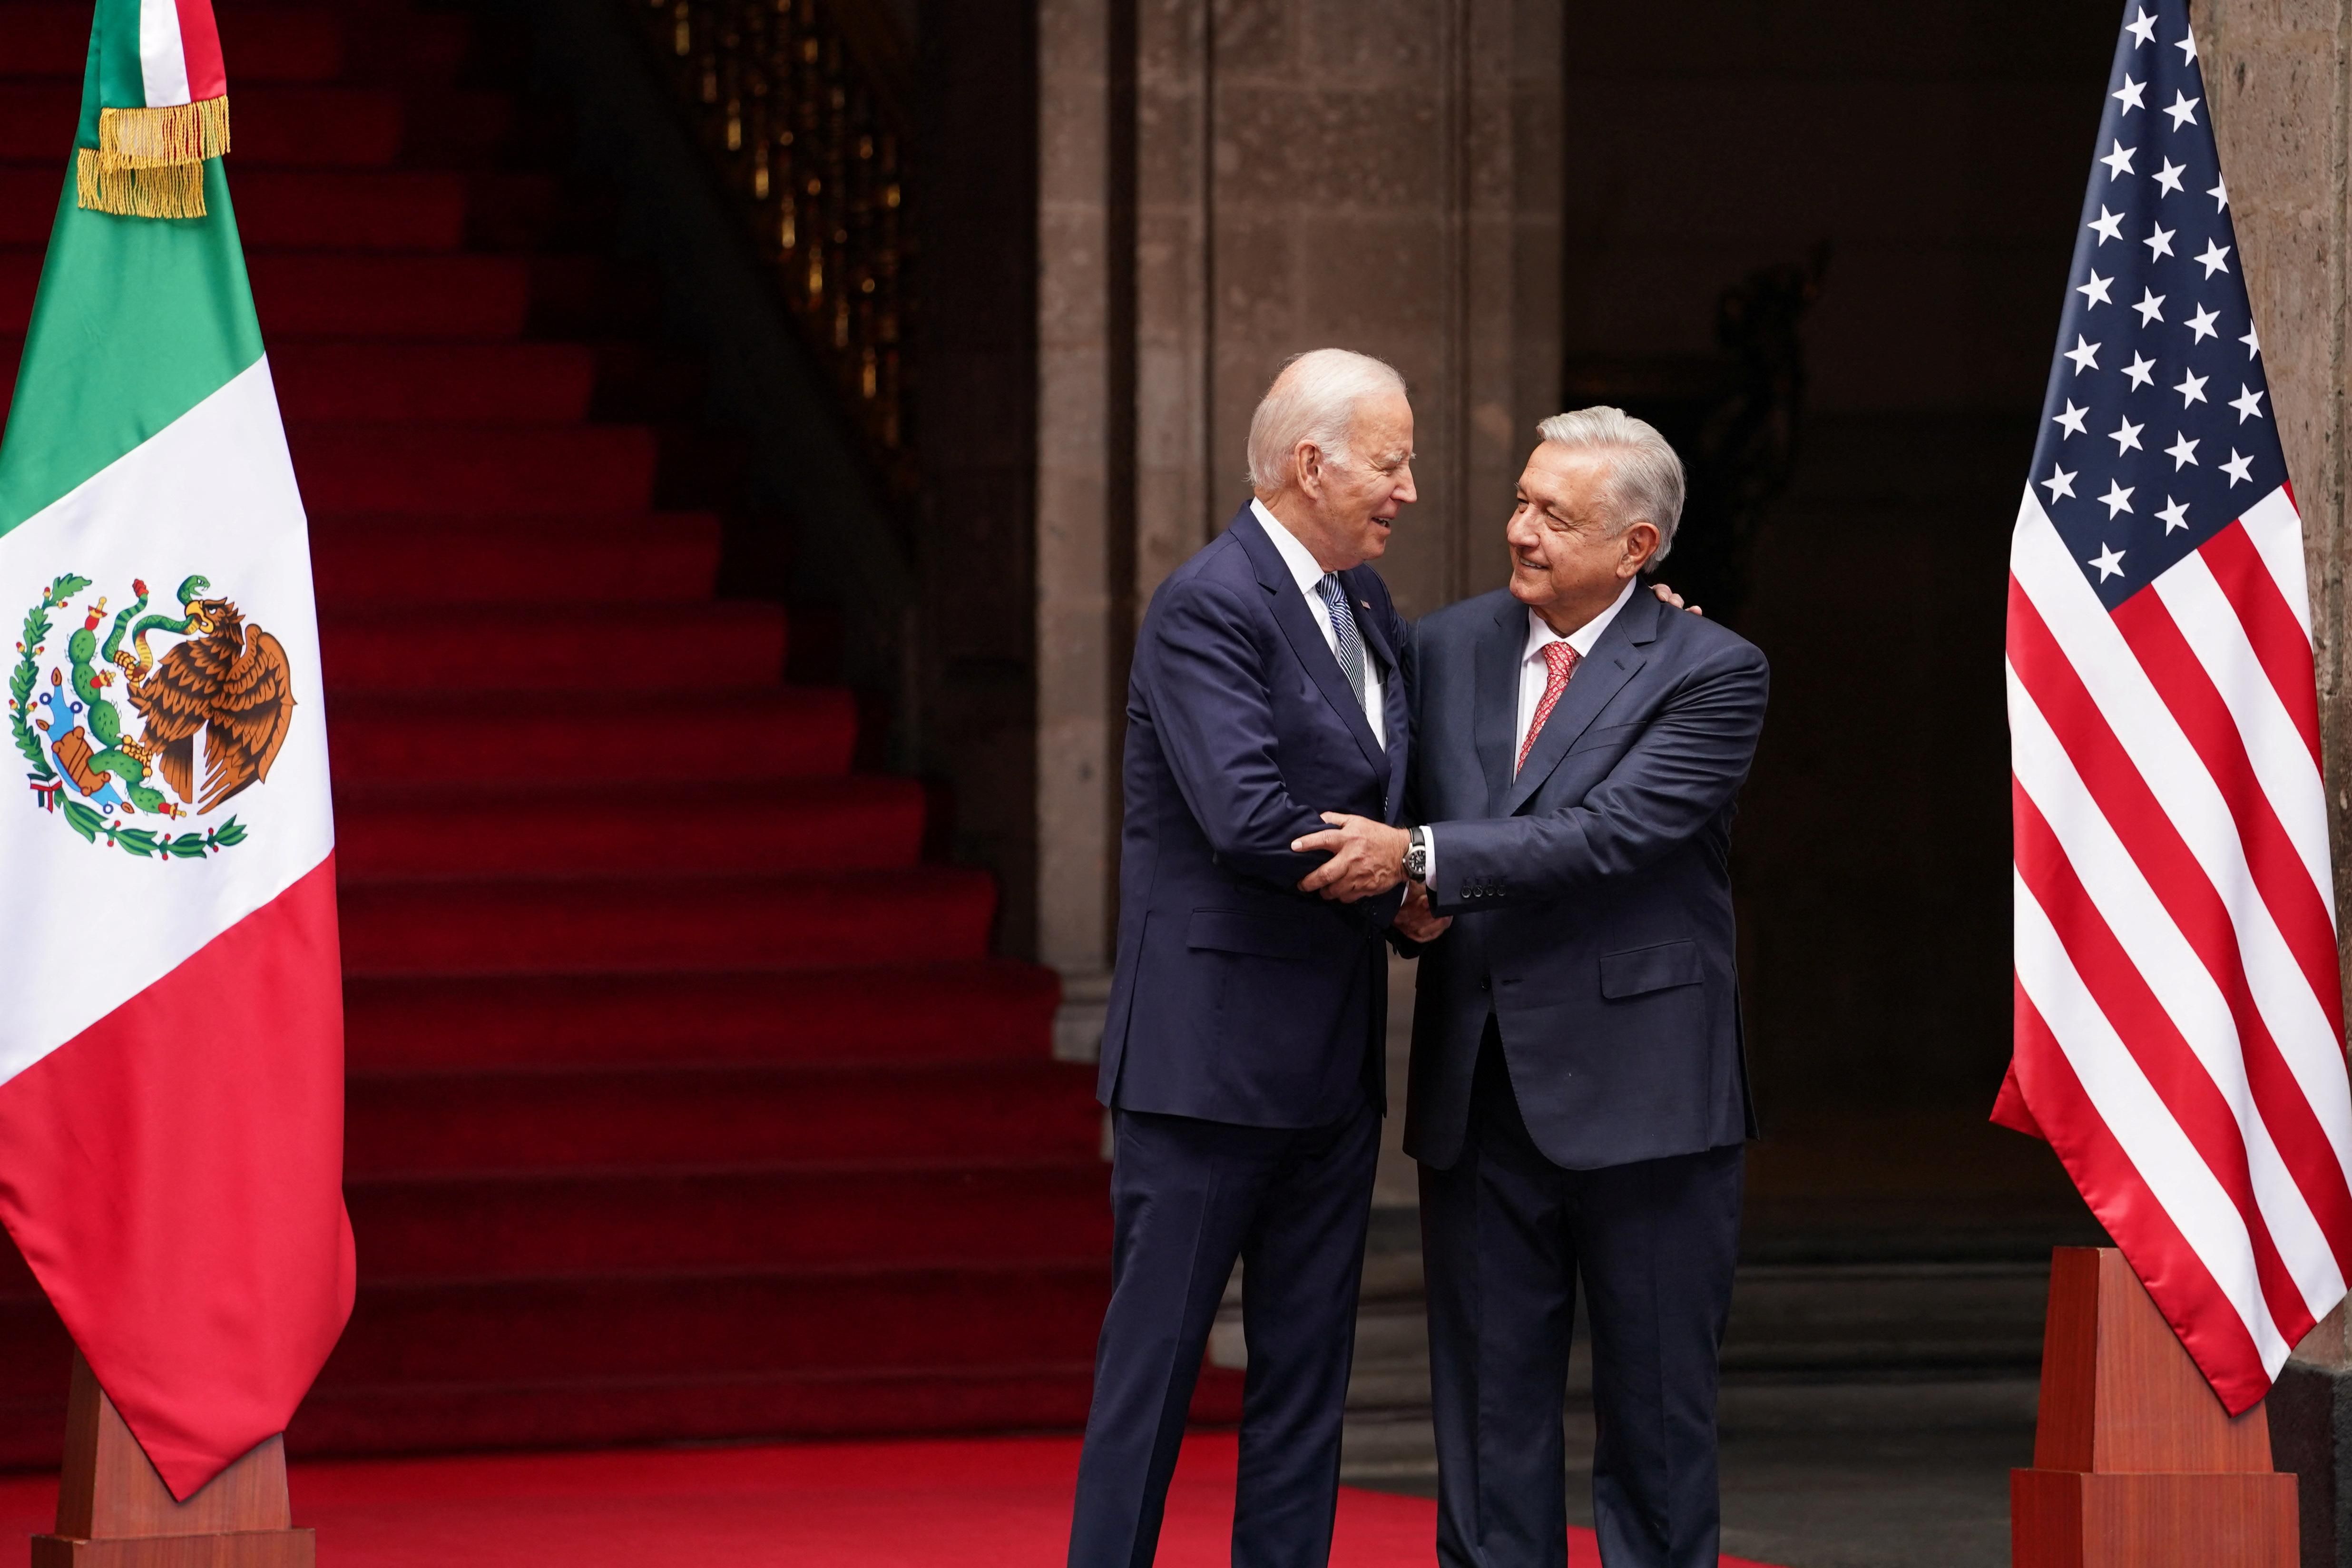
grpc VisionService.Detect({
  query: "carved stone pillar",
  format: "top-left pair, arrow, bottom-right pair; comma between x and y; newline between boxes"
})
2201,3 -> 2352,1562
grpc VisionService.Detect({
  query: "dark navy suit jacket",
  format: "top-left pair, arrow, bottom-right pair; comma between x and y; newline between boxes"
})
1098,506 -> 1411,1128
1403,587 -> 1769,1171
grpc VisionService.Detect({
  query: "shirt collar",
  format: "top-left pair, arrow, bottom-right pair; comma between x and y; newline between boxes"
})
1251,498 -> 1331,596
1523,578 -> 1639,663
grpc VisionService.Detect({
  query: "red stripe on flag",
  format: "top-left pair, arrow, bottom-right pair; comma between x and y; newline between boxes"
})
2200,521 -> 2326,774
172,0 -> 226,100
2013,981 -> 2272,1412
2008,580 -> 2352,1272
2110,587 -> 2343,1016
2013,781 -> 2313,1341
0,857 -> 352,1500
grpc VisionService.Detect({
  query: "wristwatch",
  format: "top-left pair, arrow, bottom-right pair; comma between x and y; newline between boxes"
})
1404,826 -> 1429,884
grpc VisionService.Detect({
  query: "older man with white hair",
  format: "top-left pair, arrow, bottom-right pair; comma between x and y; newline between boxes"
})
1066,348 -> 1420,1568
1299,407 -> 1769,1568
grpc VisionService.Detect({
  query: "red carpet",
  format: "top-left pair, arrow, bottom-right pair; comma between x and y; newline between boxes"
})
0,0 -> 1245,1459
0,1435 -> 1783,1566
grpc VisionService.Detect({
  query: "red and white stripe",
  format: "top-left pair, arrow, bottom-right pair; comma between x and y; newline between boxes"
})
136,0 -> 225,106
2004,483 -> 2352,1412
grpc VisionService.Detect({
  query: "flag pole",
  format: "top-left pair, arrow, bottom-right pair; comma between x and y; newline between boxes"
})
2014,1250 -> 2296,1566
31,1354 -> 311,1567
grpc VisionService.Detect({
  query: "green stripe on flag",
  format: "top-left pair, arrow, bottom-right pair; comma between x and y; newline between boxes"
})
0,159 -> 264,539
79,0 -> 153,148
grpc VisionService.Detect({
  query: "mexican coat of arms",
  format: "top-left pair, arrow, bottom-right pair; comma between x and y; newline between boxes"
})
8,572 -> 295,858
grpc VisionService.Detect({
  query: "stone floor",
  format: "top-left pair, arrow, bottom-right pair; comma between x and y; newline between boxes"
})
1299,1214 -> 2055,1568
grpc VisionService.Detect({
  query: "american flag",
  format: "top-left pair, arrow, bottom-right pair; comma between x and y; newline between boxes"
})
1994,0 -> 2352,1413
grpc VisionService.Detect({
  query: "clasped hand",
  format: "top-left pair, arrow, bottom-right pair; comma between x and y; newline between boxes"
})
1292,814 -> 1455,940
1292,813 -> 1407,902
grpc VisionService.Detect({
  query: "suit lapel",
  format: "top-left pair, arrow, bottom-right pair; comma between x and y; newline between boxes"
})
1343,566 -> 1411,819
1502,589 -> 1659,815
1233,509 -> 1388,777
1473,600 -> 1519,815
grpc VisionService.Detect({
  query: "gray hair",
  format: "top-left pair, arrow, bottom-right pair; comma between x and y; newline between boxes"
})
1246,348 -> 1408,496
1535,406 -> 1686,565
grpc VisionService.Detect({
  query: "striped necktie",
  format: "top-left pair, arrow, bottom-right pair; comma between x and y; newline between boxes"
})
1315,573 -> 1368,717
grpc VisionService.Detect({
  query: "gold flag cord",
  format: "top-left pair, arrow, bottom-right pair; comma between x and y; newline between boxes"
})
77,97 -> 230,219
76,149 -> 208,220
98,97 -> 230,167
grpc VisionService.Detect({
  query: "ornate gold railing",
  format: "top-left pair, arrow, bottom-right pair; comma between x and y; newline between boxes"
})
641,0 -> 913,487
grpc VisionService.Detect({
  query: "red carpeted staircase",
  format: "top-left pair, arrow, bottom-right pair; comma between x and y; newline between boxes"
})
0,0 -> 1215,1461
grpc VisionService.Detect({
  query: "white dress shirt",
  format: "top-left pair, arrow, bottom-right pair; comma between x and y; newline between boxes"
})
1421,578 -> 1637,891
1251,498 -> 1385,747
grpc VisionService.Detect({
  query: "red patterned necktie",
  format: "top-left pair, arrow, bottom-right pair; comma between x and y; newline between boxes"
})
1516,640 -> 1579,774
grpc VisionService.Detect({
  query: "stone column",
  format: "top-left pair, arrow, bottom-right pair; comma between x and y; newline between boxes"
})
2202,3 -> 2352,1562
1036,0 -> 1122,1052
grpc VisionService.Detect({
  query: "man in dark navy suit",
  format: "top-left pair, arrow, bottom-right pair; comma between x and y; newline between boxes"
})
1300,407 -> 1767,1568
1066,349 -> 1423,1568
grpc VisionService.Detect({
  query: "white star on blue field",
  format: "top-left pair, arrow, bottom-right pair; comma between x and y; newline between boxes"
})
2030,0 -> 2285,610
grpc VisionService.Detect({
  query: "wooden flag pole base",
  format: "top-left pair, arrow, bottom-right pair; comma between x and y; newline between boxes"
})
2012,1247 -> 2297,1567
30,1355 -> 312,1568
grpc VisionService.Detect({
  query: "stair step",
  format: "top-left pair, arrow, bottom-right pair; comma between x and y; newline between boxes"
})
0,1358 -> 1222,1470
270,340 -> 598,422
346,1062 -> 1100,1177
6,338 -> 608,428
280,1365 -> 1114,1459
335,867 -> 1000,975
0,83 -> 412,165
0,165 -> 468,249
396,88 -> 519,166
311,1264 -> 1111,1386
333,776 -> 927,878
343,961 -> 1060,1072
345,1163 -> 1113,1280
233,168 -> 475,251
325,687 -> 859,786
311,523 -> 719,609
4,251 -> 602,341
290,422 -> 660,515
318,599 -> 780,695
0,6 -> 346,82
251,251 -> 535,338
0,85 -> 524,176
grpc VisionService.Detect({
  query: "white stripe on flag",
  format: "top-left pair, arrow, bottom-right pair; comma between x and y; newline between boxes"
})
0,360 -> 332,1089
2151,551 -> 2335,907
2014,867 -> 2290,1372
2009,664 -> 2345,1317
2240,487 -> 2312,642
2011,494 -> 2352,1170
138,0 -> 191,107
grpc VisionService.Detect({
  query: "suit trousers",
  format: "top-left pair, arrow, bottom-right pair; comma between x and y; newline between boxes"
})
1067,1097 -> 1381,1568
1420,1023 -> 1742,1568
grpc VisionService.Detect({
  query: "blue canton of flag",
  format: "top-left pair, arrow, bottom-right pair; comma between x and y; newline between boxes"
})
2031,0 -> 2280,605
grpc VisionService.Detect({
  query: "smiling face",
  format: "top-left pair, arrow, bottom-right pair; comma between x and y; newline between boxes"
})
1287,388 -> 1418,571
1505,442 -> 1660,634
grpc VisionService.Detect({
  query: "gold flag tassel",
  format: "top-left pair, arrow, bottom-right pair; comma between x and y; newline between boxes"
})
77,97 -> 230,219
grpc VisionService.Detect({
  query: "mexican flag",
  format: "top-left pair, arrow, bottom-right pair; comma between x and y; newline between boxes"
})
0,0 -> 352,1499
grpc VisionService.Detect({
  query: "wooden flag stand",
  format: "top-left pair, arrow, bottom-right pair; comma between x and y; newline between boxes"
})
2013,1248 -> 2298,1567
31,1355 -> 312,1567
